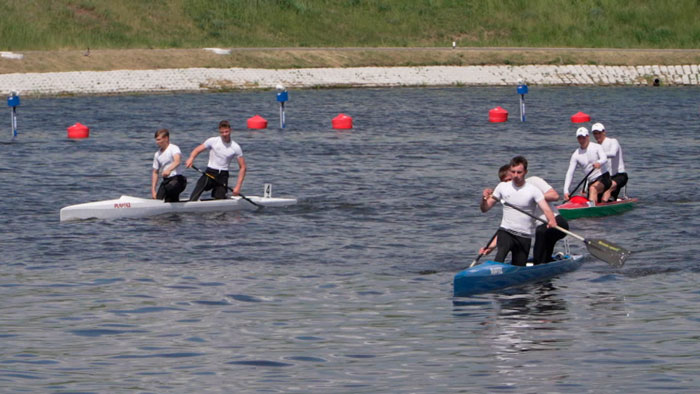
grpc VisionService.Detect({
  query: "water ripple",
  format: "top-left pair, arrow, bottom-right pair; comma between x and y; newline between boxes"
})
0,87 -> 698,392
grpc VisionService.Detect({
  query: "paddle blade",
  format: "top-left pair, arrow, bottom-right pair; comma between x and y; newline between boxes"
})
468,255 -> 482,268
586,238 -> 630,268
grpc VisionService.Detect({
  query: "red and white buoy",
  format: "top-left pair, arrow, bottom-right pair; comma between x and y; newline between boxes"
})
247,115 -> 268,129
571,111 -> 591,123
332,113 -> 353,129
67,122 -> 89,139
488,106 -> 508,123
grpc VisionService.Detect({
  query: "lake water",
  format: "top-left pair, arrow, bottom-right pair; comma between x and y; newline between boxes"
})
1,86 -> 699,393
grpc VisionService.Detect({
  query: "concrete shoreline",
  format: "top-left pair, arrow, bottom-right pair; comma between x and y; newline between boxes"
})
1,64 -> 699,96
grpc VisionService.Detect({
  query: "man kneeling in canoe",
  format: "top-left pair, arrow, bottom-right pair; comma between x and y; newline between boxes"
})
479,156 -> 558,267
151,129 -> 187,202
564,127 -> 612,205
492,164 -> 570,264
185,120 -> 247,201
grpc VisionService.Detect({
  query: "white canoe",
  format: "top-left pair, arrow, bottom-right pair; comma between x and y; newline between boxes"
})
60,194 -> 297,222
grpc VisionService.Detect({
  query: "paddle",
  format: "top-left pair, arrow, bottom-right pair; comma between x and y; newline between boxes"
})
469,230 -> 499,268
190,165 -> 263,209
498,199 -> 629,267
563,168 -> 595,203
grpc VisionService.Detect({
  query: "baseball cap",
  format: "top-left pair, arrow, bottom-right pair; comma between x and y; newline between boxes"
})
219,120 -> 231,128
576,127 -> 589,137
591,122 -> 605,132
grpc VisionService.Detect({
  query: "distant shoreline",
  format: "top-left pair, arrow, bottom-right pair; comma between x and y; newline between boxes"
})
2,48 -> 699,97
1,63 -> 698,97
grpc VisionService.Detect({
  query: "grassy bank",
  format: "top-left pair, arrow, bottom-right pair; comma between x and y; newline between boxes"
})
3,47 -> 699,75
1,1 -> 699,74
1,0 -> 699,50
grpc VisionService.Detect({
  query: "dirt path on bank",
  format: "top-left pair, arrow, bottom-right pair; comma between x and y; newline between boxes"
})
2,47 -> 699,74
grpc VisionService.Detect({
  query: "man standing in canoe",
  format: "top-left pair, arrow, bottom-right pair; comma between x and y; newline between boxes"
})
591,122 -> 628,202
185,120 -> 247,201
151,128 -> 187,202
480,156 -> 558,267
563,127 -> 611,205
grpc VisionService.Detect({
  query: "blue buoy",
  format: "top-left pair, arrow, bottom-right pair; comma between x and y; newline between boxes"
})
516,81 -> 528,122
7,91 -> 20,139
276,85 -> 288,129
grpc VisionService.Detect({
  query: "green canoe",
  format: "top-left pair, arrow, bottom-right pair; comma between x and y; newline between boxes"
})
557,197 -> 638,220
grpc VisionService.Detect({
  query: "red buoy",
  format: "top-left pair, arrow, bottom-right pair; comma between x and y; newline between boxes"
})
332,113 -> 353,129
488,106 -> 508,123
247,115 -> 267,129
67,122 -> 89,139
571,111 -> 591,123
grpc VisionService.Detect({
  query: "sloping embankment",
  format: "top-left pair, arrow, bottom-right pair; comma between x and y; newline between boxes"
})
1,64 -> 698,96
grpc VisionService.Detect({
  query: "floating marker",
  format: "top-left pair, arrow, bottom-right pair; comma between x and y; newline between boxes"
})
7,91 -> 19,140
571,111 -> 591,123
67,122 -> 90,139
247,114 -> 268,129
488,106 -> 508,123
276,86 -> 288,129
516,81 -> 528,122
332,113 -> 353,129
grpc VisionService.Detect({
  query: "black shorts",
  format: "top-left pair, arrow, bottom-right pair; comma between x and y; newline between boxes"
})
610,172 -> 628,200
590,172 -> 612,191
611,172 -> 628,189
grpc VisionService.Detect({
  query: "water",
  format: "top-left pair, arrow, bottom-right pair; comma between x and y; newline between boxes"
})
1,86 -> 699,392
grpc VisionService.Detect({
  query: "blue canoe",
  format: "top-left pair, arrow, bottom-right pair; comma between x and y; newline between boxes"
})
453,254 -> 584,297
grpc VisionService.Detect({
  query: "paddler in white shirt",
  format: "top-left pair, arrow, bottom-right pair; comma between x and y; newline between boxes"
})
480,156 -> 558,267
151,129 -> 187,202
563,127 -> 612,205
498,165 -> 570,265
591,122 -> 628,202
185,120 -> 247,201
481,164 -> 569,265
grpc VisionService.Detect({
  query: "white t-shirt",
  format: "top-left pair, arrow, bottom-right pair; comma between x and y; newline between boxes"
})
564,142 -> 610,193
204,136 -> 243,171
153,143 -> 182,178
492,180 -> 545,237
600,137 -> 626,175
527,176 -> 559,221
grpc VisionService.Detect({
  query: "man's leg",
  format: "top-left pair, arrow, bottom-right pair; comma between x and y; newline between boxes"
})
511,235 -> 531,267
610,173 -> 628,200
189,174 -> 210,201
494,229 -> 511,263
588,181 -> 603,204
532,223 -> 548,265
211,171 -> 229,199
542,216 -> 569,263
602,181 -> 617,202
164,175 -> 187,202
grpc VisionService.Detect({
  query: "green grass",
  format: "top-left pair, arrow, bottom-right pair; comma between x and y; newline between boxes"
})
0,0 -> 698,50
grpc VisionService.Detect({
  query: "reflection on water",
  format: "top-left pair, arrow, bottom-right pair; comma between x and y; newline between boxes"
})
496,283 -> 567,319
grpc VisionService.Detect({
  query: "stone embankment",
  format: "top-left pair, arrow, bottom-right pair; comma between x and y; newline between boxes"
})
1,64 -> 698,96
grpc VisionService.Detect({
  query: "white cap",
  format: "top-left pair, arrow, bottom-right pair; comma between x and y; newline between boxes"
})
591,122 -> 605,132
576,127 -> 589,137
